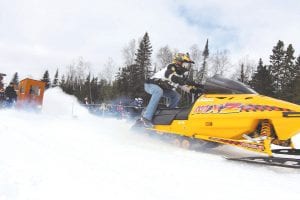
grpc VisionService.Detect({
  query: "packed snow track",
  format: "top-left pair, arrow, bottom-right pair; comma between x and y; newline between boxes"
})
0,88 -> 300,200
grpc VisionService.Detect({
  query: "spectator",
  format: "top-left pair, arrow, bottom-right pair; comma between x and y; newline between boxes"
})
116,101 -> 125,119
84,97 -> 89,105
5,82 -> 17,107
0,73 -> 6,107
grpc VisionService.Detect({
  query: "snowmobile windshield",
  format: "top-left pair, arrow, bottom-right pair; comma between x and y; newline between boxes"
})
204,75 -> 257,94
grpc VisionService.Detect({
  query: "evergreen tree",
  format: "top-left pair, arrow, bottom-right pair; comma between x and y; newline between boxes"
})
127,64 -> 142,98
292,74 -> 300,104
250,58 -> 274,96
83,73 -> 92,103
295,56 -> 300,74
73,76 -> 81,99
135,32 -> 153,77
284,44 -> 296,77
115,67 -> 128,97
10,72 -> 19,86
0,73 -> 5,90
90,76 -> 100,103
269,40 -> 285,97
197,39 -> 209,82
41,70 -> 51,89
291,56 -> 300,103
134,32 -> 153,98
281,44 -> 296,100
52,69 -> 59,87
60,75 -> 66,87
238,63 -> 246,83
62,74 -> 74,95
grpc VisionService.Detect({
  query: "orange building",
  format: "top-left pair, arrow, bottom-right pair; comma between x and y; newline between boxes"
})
17,78 -> 46,109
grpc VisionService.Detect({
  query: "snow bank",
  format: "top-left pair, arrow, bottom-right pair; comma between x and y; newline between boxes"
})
42,87 -> 90,117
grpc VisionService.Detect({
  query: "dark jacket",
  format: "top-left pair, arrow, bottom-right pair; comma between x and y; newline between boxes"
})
5,86 -> 17,100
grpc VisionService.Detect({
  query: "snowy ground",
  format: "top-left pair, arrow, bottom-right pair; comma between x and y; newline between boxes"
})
0,88 -> 300,200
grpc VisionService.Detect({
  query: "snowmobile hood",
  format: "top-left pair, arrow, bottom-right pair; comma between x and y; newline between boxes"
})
204,75 -> 257,94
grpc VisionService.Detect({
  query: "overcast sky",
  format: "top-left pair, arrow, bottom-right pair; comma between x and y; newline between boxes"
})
1,0 -> 300,82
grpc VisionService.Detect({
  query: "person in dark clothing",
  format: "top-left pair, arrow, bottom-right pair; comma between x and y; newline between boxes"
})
0,88 -> 4,108
127,97 -> 144,119
0,73 -> 6,107
5,83 -> 17,107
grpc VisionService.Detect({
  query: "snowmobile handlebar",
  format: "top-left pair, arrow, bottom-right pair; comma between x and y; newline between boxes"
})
185,80 -> 206,95
184,79 -> 205,89
190,87 -> 205,95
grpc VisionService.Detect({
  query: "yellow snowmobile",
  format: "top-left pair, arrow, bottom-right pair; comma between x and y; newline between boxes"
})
144,75 -> 300,168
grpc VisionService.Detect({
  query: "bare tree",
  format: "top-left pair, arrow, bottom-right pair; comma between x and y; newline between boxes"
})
98,57 -> 117,84
156,45 -> 173,70
66,57 -> 91,88
122,39 -> 136,66
189,44 -> 203,81
209,50 -> 230,77
232,56 -> 256,83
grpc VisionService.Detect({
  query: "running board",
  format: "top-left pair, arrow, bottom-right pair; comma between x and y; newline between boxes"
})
272,149 -> 300,156
225,156 -> 300,169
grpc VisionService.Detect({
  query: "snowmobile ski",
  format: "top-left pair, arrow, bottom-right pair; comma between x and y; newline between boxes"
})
271,149 -> 300,156
225,156 -> 300,169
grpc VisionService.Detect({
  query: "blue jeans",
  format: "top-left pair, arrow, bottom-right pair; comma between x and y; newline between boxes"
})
142,83 -> 180,121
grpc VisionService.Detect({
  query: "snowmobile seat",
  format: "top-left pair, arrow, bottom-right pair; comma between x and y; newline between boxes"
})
174,107 -> 192,120
152,108 -> 180,125
152,107 -> 192,125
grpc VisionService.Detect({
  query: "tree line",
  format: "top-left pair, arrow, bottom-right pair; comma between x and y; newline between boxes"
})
249,41 -> 300,103
5,33 -> 300,105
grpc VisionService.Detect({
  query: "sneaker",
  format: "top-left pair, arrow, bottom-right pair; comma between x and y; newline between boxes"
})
140,117 -> 154,128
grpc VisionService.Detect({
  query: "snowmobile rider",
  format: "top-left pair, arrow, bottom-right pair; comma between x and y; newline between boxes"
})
140,53 -> 204,127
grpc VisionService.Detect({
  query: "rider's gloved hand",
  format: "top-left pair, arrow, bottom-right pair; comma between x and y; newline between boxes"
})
179,85 -> 193,93
184,79 -> 204,88
190,87 -> 205,94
